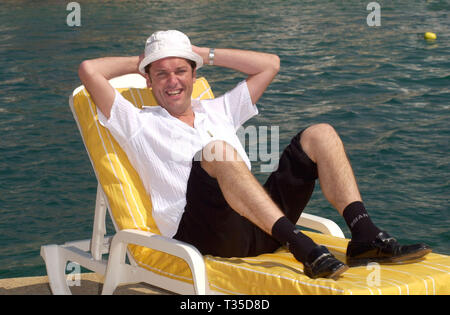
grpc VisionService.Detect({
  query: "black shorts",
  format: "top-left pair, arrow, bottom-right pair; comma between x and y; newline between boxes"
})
173,129 -> 318,258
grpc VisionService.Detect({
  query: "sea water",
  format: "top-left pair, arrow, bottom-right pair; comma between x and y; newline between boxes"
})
0,0 -> 448,278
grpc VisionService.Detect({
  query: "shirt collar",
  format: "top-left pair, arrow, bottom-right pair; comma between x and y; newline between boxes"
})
192,98 -> 206,124
144,99 -> 207,126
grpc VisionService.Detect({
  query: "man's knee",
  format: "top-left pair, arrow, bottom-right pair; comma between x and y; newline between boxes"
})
300,123 -> 342,161
201,140 -> 242,162
199,140 -> 243,177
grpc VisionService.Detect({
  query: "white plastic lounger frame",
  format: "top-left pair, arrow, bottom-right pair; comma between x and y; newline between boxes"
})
40,74 -> 345,295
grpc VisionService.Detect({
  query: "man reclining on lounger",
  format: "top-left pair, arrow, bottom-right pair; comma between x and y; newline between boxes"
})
78,30 -> 431,279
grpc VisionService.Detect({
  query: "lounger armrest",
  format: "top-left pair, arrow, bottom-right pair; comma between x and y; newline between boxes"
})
103,229 -> 208,294
296,213 -> 346,238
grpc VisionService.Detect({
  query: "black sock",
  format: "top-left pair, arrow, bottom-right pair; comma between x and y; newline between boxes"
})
343,201 -> 381,242
271,216 -> 317,263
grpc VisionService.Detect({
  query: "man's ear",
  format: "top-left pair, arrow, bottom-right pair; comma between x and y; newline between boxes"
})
193,68 -> 197,83
145,73 -> 152,88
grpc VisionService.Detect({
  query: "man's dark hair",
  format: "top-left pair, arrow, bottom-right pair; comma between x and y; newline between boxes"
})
145,59 -> 196,75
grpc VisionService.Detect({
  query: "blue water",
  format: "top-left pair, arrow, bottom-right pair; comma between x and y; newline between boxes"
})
0,0 -> 449,279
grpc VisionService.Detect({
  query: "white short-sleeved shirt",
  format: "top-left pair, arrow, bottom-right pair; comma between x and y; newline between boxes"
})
98,80 -> 258,237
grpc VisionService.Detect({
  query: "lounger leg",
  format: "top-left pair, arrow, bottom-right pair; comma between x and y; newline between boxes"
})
102,229 -> 209,295
101,237 -> 128,295
91,184 -> 107,261
40,245 -> 72,295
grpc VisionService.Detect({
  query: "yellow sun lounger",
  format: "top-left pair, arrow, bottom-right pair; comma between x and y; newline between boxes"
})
41,74 -> 450,295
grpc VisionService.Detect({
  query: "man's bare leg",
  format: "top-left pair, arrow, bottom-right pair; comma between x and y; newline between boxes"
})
200,140 -> 283,235
200,125 -> 372,243
300,123 -> 382,242
200,140 -> 348,279
299,124 -> 431,265
200,125 -> 363,232
299,123 -> 362,215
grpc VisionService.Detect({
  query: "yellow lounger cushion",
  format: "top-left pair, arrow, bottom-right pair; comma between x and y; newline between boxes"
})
72,77 -> 450,295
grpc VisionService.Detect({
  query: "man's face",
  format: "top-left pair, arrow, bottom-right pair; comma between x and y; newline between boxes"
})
146,57 -> 196,117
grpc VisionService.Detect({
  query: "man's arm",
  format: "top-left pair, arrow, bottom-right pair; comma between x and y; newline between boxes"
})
78,55 -> 142,119
192,46 -> 280,104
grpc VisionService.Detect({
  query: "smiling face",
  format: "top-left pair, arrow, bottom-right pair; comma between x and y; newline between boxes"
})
146,57 -> 196,120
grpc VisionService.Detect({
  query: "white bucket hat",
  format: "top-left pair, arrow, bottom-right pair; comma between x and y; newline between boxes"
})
138,30 -> 203,74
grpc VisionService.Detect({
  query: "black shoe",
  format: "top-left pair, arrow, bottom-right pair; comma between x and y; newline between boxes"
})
303,245 -> 348,280
346,231 -> 432,267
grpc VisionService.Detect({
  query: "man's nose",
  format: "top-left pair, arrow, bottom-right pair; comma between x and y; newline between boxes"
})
167,73 -> 178,86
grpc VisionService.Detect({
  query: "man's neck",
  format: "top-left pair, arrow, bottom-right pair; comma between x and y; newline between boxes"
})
178,112 -> 195,128
169,108 -> 195,128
